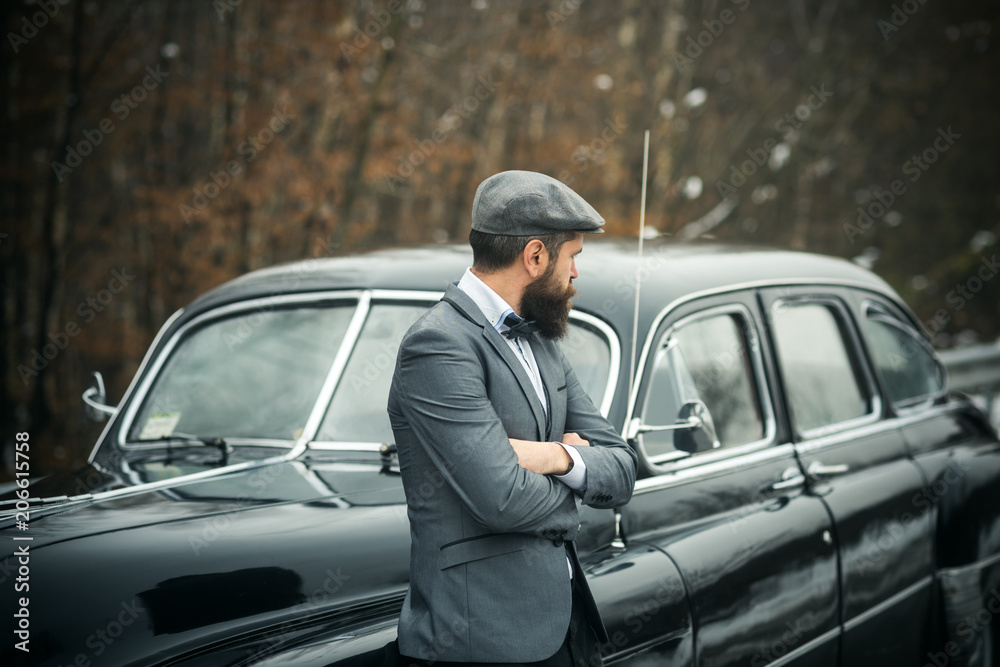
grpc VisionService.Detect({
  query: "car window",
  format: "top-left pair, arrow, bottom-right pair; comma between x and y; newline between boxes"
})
771,301 -> 871,433
129,306 -> 355,442
557,322 -> 612,407
315,304 -> 614,444
317,304 -> 429,443
641,311 -> 764,460
862,306 -> 945,407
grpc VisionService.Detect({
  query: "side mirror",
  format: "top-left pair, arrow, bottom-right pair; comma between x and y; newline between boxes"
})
673,400 -> 720,454
82,371 -> 116,421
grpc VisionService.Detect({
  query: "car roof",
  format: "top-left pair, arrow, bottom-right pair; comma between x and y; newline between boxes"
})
183,238 -> 897,331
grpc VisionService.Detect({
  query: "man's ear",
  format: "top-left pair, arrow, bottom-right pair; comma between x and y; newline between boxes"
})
522,239 -> 548,278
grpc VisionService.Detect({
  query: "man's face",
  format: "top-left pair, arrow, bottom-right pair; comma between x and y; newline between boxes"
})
520,233 -> 583,340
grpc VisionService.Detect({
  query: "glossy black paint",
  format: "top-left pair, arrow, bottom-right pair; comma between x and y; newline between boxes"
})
2,240 -> 998,667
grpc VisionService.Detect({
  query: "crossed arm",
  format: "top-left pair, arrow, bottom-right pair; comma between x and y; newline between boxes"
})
507,432 -> 588,475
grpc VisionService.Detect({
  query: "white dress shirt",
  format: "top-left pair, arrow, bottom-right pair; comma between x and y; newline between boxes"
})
456,268 -> 587,491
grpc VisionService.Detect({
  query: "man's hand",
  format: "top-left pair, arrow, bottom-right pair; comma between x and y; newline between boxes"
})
508,438 -> 573,475
560,432 -> 590,448
508,433 -> 589,475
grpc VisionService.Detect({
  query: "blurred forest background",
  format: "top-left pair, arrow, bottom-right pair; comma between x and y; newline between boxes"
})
2,0 -> 998,478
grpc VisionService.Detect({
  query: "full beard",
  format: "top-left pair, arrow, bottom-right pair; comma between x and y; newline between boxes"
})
520,262 -> 578,340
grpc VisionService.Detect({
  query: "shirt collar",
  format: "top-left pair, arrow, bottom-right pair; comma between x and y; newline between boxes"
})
456,267 -> 517,333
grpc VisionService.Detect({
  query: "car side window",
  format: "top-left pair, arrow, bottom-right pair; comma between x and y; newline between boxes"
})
771,301 -> 871,433
641,311 -> 765,460
862,304 -> 945,407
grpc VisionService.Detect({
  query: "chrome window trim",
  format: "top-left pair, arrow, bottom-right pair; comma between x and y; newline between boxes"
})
89,307 -> 186,465
769,295 -> 884,440
309,442 -> 385,452
634,303 -> 777,470
624,277 -> 899,431
369,289 -> 446,302
297,291 -> 372,445
859,299 -> 948,412
116,290 -> 365,451
568,309 -> 621,417
633,443 -> 798,494
843,575 -> 933,632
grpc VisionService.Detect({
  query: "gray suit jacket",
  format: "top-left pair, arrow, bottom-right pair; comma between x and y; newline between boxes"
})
387,282 -> 637,663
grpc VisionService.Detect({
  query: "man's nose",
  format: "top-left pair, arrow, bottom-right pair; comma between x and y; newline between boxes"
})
570,261 -> 578,279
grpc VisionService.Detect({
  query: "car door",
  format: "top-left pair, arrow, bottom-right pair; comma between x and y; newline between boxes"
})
622,290 -> 840,666
759,286 -> 935,664
852,293 -> 1000,665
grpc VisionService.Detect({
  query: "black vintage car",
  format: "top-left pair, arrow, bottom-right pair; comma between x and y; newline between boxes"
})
3,239 -> 999,667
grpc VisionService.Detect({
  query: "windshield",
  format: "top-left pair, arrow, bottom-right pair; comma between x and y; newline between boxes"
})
314,302 -> 614,444
128,305 -> 355,442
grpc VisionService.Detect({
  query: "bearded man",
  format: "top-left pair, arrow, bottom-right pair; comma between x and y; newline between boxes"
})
387,170 -> 637,667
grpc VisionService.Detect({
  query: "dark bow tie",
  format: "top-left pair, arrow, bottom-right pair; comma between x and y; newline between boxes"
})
501,313 -> 540,340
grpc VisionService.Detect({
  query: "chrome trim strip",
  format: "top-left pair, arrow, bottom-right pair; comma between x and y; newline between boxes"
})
793,418 -> 899,455
623,277 -> 901,435
88,307 -> 186,464
308,442 -> 385,452
938,551 -> 1000,578
28,455 -> 295,508
843,575 -> 933,632
369,289 -> 445,302
767,626 -> 841,667
116,291 -> 365,450
571,309 -> 621,417
298,291 -> 372,445
633,443 -> 797,494
636,304 -> 777,469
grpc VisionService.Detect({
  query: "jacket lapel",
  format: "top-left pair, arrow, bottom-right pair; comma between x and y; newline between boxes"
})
440,283 -> 547,439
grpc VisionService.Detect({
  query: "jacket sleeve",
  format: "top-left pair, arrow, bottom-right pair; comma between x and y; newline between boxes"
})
390,323 -> 578,536
557,347 -> 637,509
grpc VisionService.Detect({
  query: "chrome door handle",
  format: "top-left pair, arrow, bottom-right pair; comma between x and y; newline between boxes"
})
807,461 -> 850,478
770,467 -> 806,491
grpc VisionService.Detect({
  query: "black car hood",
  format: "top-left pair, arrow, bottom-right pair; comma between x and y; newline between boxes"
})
0,459 -> 411,667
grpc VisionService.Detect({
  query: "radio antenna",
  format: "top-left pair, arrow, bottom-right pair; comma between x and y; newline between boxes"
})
628,130 -> 650,405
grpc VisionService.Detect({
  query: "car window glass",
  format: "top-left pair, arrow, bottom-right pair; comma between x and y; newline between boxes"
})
557,323 -> 611,406
641,312 -> 764,459
129,306 -> 355,442
772,302 -> 869,432
317,304 -> 428,443
863,310 -> 944,406
316,305 -> 614,443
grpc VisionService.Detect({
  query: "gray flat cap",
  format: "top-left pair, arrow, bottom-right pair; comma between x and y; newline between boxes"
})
471,170 -> 605,236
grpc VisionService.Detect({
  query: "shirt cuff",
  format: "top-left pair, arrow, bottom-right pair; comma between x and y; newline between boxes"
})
553,442 -> 587,492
